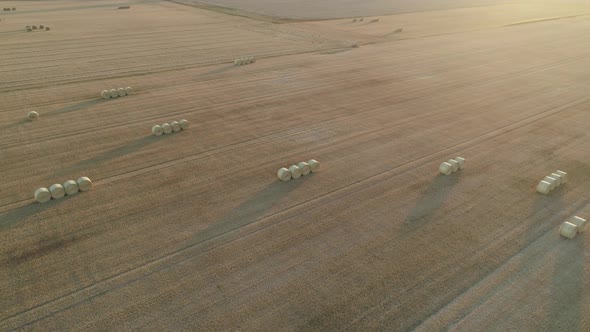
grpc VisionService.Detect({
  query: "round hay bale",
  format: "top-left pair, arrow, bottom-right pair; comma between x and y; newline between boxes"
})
77,177 -> 93,191
125,86 -> 133,95
170,121 -> 181,132
439,162 -> 453,175
101,90 -> 110,99
39,25 -> 44,29
359,18 -> 364,22
277,167 -> 292,181
45,27 -> 51,31
63,180 -> 79,195
555,170 -> 567,183
49,184 -> 65,199
34,187 -> 51,203
27,111 -> 39,121
234,59 -> 241,66
12,7 -> 15,11
27,27 -> 32,32
289,165 -> 302,179
32,25 -> 37,30
559,221 -> 578,239
550,173 -> 562,186
152,125 -> 164,136
308,159 -> 320,172
117,88 -> 127,97
536,180 -> 552,195
353,18 -> 357,22
179,119 -> 189,130
571,216 -> 586,233
297,162 -> 311,176
162,123 -> 172,134
543,176 -> 557,190
109,89 -> 118,98
455,157 -> 466,169
448,159 -> 460,172
250,57 -> 256,63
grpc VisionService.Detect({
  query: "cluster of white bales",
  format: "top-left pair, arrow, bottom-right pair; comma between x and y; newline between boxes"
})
26,25 -> 50,32
101,87 -> 133,99
277,160 -> 320,181
560,216 -> 586,239
439,157 -> 466,175
536,170 -> 567,195
34,177 -> 92,203
234,57 -> 256,66
152,119 -> 189,136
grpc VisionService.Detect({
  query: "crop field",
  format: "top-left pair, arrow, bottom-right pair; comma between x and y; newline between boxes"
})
1,0 -> 589,331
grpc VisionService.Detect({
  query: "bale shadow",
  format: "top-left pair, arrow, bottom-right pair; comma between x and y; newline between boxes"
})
0,118 -> 28,131
190,178 -> 307,245
46,99 -> 107,116
547,236 -> 585,331
56,135 -> 160,177
403,172 -> 460,231
0,195 -> 72,231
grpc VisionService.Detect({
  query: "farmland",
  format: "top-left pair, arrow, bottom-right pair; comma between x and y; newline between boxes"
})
1,0 -> 589,330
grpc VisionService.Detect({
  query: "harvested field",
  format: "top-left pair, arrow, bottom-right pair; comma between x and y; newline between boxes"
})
1,0 -> 589,331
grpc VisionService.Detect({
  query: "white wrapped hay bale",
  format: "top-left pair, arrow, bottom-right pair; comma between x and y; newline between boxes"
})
277,167 -> 292,182
162,123 -> 172,134
117,88 -> 127,97
455,157 -> 466,169
34,187 -> 51,203
555,170 -> 567,183
101,90 -> 110,99
234,59 -> 241,66
448,159 -> 460,172
179,119 -> 189,130
298,162 -> 311,176
27,111 -> 39,121
109,89 -> 118,98
559,221 -> 578,239
536,180 -> 552,195
550,173 -> 562,186
125,86 -> 134,95
77,177 -> 92,191
289,165 -> 302,179
308,159 -> 320,173
63,180 -> 79,195
152,125 -> 164,136
49,184 -> 65,199
543,176 -> 558,190
170,121 -> 181,132
571,216 -> 586,233
439,162 -> 453,176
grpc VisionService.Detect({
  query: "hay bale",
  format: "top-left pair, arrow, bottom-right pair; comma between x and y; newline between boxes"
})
571,216 -> 586,233
550,173 -> 563,186
439,162 -> 453,175
63,180 -> 79,195
370,18 -> 380,23
27,111 -> 39,121
559,222 -> 578,239
555,170 -> 567,183
394,28 -> 404,33
118,6 -> 130,9
448,159 -> 460,172
353,18 -> 357,22
101,90 -> 110,99
308,159 -> 320,172
32,26 -> 38,30
49,184 -> 65,199
162,123 -> 172,134
298,162 -> 311,176
289,165 -> 302,179
179,119 -> 189,130
359,18 -> 364,22
536,180 -> 552,195
11,7 -> 15,11
39,25 -> 44,29
543,176 -> 558,190
34,187 -> 51,203
45,27 -> 51,31
277,167 -> 292,182
455,157 -> 466,169
125,86 -> 133,95
152,125 -> 163,136
77,177 -> 93,191
170,121 -> 181,132
117,88 -> 127,97
27,27 -> 32,32
109,89 -> 118,98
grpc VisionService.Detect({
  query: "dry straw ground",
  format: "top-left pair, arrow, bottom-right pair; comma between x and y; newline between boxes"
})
1,0 -> 589,330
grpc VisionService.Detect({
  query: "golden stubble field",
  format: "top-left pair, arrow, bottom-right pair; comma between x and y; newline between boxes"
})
0,0 -> 589,330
